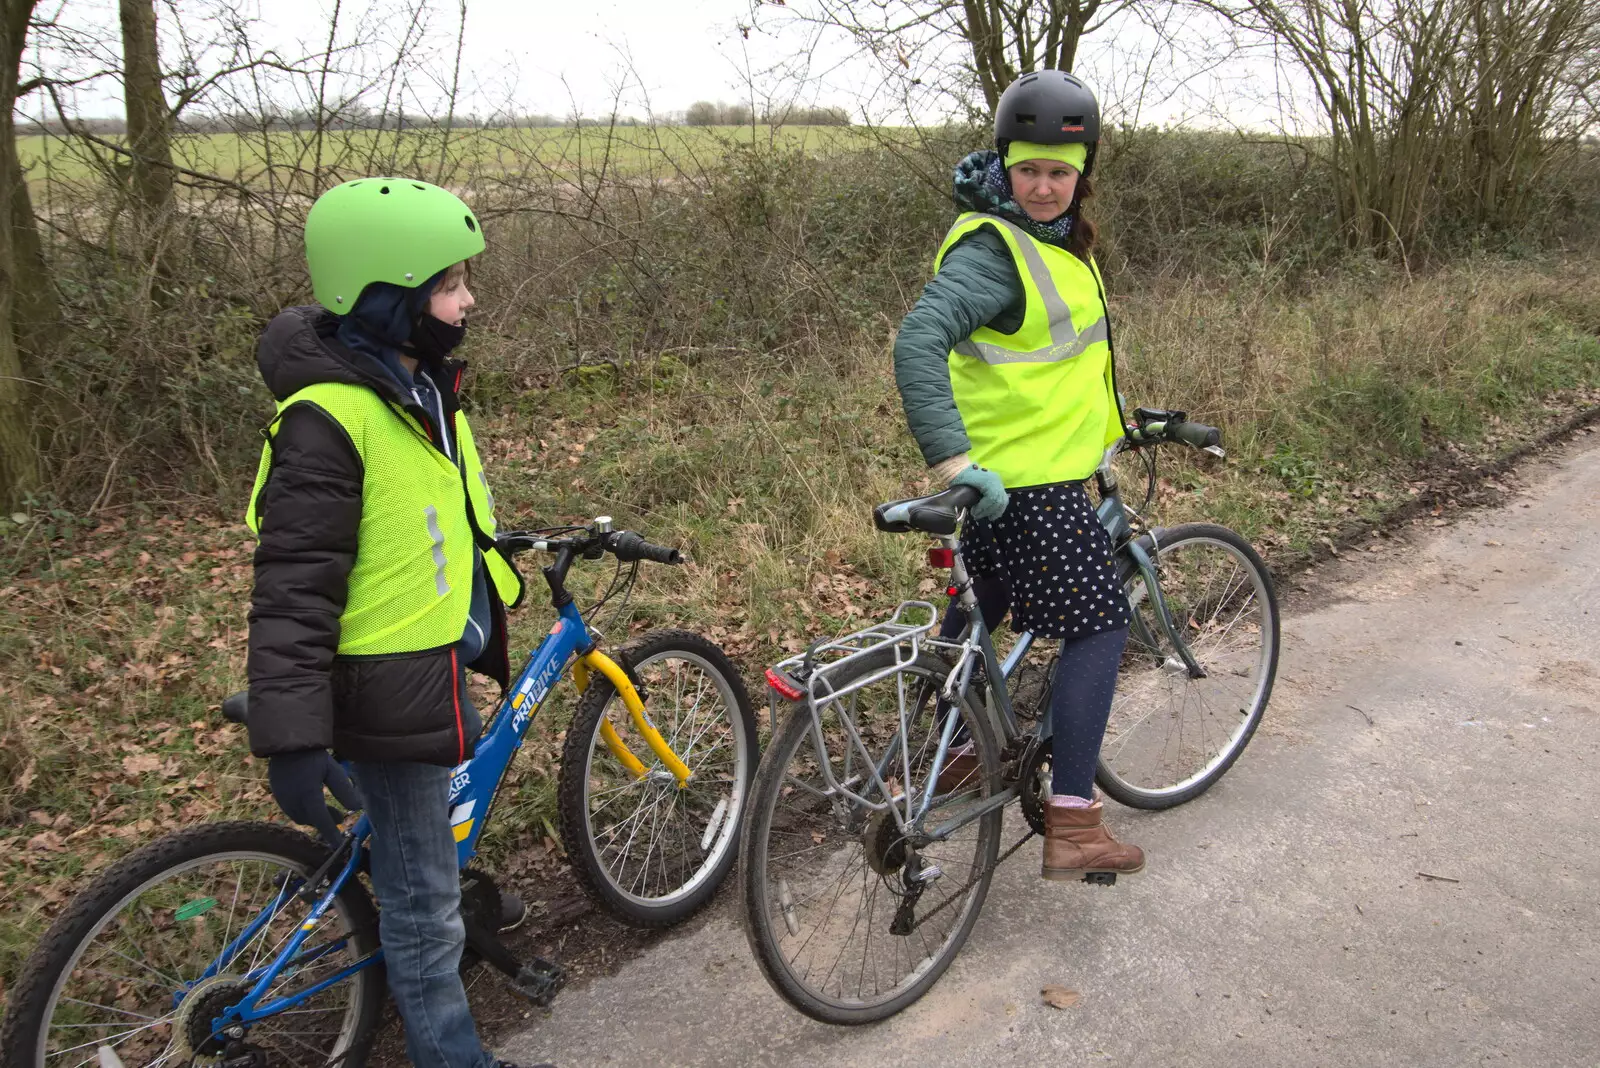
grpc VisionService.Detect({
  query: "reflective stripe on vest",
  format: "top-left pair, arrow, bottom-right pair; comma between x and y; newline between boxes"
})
246,382 -> 523,656
935,212 -> 1124,487
950,214 -> 1111,366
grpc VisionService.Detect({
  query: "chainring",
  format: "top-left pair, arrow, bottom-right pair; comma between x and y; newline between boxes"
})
1018,742 -> 1053,837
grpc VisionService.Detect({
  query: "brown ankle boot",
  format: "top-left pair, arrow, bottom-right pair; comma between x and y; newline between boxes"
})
1041,801 -> 1145,881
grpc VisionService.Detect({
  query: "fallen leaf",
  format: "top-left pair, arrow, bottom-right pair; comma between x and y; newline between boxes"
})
1042,985 -> 1081,1009
28,830 -> 67,853
123,753 -> 163,776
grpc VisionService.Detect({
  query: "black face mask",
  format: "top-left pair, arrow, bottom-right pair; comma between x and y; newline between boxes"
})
410,312 -> 467,360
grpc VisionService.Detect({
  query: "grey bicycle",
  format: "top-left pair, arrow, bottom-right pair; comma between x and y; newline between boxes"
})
739,408 -> 1280,1023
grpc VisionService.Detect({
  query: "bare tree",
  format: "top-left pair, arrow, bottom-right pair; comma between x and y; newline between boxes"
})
1198,0 -> 1600,253
1446,0 -> 1600,230
753,0 -> 1144,114
119,0 -> 174,222
1,0 -> 48,508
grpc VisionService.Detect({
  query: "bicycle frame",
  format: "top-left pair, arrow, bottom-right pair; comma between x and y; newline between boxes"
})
773,439 -> 1213,853
199,590 -> 692,1041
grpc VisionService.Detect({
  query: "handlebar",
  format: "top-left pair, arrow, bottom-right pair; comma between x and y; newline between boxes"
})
496,523 -> 683,567
1125,406 -> 1224,456
608,530 -> 683,565
1167,419 -> 1222,450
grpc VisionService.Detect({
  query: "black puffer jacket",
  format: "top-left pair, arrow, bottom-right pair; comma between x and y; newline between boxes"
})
246,306 -> 513,766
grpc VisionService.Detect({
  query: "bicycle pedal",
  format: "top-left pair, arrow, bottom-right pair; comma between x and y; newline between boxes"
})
510,957 -> 567,1007
1082,872 -> 1118,886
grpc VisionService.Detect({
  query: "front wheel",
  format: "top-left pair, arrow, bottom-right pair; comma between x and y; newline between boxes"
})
0,821 -> 383,1068
557,629 -> 758,928
1096,523 -> 1280,809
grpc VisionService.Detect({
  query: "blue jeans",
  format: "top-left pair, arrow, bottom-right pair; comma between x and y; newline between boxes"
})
348,760 -> 495,1068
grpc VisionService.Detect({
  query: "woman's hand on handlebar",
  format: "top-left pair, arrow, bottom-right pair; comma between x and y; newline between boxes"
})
949,463 -> 1009,522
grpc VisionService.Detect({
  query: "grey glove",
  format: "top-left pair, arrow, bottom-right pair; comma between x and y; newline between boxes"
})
950,463 -> 1009,522
267,750 -> 362,846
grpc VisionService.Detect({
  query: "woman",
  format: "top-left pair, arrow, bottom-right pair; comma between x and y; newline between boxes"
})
893,70 -> 1143,880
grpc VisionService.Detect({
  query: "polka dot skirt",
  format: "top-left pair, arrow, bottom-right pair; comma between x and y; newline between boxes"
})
961,481 -> 1132,640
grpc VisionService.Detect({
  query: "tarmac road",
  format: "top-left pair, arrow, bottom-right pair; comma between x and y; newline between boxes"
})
501,432 -> 1600,1068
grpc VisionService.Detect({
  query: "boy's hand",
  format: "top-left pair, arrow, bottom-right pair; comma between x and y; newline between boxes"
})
268,750 -> 362,846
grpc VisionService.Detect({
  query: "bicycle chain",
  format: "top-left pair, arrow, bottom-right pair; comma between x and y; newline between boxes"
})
907,827 -> 1037,933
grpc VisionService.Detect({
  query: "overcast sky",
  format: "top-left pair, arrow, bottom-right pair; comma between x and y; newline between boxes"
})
24,0 -> 1297,131
28,0 -> 861,119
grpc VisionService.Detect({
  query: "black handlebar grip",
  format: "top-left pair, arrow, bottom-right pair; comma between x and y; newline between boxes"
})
609,530 -> 684,565
942,484 -> 982,510
1169,420 -> 1222,449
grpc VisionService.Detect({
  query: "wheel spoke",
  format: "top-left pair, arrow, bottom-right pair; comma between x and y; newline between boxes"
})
747,654 -> 997,1019
1101,532 -> 1275,802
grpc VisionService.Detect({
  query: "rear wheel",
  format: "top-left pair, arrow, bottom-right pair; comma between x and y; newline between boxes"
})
1097,523 -> 1279,809
740,650 -> 1001,1024
558,629 -> 758,927
0,821 -> 382,1068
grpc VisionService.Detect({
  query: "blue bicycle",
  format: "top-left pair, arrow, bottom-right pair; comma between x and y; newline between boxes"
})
2,519 -> 757,1068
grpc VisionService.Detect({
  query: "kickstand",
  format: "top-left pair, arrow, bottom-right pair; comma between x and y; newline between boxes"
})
461,910 -> 567,1007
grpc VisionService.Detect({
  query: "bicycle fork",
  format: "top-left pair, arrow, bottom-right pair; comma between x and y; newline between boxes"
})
572,649 -> 694,786
1126,536 -> 1207,680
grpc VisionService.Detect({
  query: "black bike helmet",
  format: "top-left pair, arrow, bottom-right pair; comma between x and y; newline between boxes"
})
994,70 -> 1102,180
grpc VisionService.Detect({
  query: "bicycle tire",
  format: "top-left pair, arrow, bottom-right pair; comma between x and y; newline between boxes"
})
740,649 -> 1002,1025
1,821 -> 383,1068
557,628 -> 758,928
1096,522 -> 1280,810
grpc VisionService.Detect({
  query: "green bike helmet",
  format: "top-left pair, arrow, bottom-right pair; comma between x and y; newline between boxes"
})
304,178 -> 485,312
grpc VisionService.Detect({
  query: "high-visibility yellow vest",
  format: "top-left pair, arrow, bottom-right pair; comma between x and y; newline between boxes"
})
935,212 -> 1124,487
246,382 -> 523,656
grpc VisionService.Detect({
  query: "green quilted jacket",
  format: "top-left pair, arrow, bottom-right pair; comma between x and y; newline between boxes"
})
891,227 -> 1027,468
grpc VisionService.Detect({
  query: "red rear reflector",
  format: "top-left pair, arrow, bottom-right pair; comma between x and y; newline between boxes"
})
946,585 -> 959,597
765,668 -> 804,701
927,547 -> 955,568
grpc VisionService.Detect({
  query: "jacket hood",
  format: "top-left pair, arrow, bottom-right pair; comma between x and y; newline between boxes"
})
256,305 -> 407,404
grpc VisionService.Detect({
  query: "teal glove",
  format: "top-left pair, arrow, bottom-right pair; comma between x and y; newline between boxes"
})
950,463 -> 1009,522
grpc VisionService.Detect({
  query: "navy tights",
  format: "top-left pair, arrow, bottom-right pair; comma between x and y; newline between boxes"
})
940,575 -> 1129,798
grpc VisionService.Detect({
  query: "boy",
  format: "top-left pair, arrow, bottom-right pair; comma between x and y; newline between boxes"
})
246,177 -> 549,1068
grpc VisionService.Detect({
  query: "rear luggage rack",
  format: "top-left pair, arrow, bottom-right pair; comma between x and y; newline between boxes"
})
769,601 -> 941,719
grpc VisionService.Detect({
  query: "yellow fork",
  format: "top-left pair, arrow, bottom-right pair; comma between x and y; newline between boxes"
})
573,652 -> 693,787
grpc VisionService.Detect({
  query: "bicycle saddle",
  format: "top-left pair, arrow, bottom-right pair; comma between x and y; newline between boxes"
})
873,485 -> 980,536
221,690 -> 249,725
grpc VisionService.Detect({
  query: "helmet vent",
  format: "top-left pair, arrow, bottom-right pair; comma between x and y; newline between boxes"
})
464,215 -> 477,232
379,185 -> 390,194
1015,112 -> 1037,126
413,183 -> 426,190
